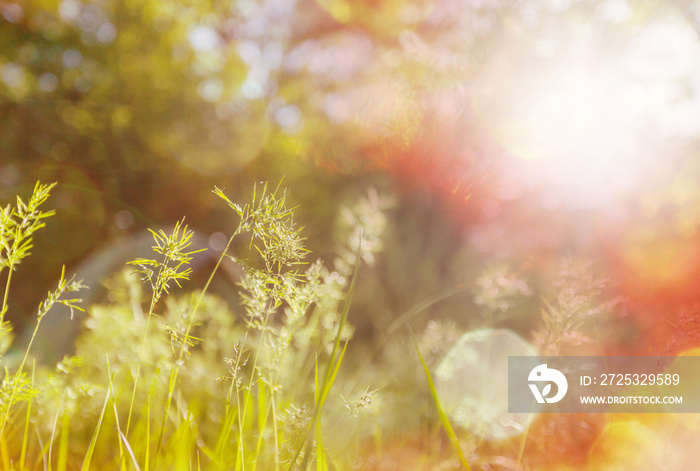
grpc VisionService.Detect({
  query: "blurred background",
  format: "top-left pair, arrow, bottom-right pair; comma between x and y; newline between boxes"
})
4,0 -> 700,355
6,0 -> 700,468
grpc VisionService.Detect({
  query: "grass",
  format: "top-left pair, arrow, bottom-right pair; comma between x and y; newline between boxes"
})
0,181 -> 389,470
0,181 -> 630,470
411,327 -> 471,471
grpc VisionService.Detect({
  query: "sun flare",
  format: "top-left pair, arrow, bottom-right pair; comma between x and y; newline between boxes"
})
521,63 -> 647,207
482,14 -> 700,209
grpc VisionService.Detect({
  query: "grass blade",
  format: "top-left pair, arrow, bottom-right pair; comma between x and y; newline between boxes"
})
315,359 -> 329,471
119,430 -> 143,471
81,386 -> 111,471
319,341 -> 348,408
288,247 -> 360,471
57,413 -> 70,471
48,392 -> 65,471
106,355 -> 127,471
411,328 -> 471,471
19,360 -> 36,470
145,394 -> 151,471
1,435 -> 9,471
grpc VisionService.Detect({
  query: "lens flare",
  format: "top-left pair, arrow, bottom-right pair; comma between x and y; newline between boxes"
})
508,63 -> 648,208
483,14 -> 700,211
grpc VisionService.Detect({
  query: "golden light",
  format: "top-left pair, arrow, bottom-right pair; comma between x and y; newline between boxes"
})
481,13 -> 700,209
522,63 -> 647,207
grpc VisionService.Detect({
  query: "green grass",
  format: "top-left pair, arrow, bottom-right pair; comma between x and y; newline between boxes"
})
411,327 -> 471,471
0,181 -> 387,470
0,180 -> 581,470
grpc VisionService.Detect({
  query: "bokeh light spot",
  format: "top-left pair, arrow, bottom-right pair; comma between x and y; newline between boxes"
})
275,104 -> 301,130
188,25 -> 219,53
62,49 -> 82,69
114,210 -> 135,230
208,231 -> 228,252
198,78 -> 223,102
435,328 -> 538,440
38,73 -> 58,92
1,3 -> 23,23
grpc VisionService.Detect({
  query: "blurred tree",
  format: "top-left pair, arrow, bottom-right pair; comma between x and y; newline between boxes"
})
3,0 -> 700,359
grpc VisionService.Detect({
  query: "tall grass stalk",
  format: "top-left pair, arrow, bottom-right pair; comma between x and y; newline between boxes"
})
47,390 -> 65,471
174,183 -> 315,468
1,181 -> 387,470
126,220 -> 204,435
81,384 -> 111,471
289,247 -> 359,471
157,228 -> 237,463
0,266 -> 85,438
0,182 -> 57,326
19,359 -> 35,470
106,355 -> 127,471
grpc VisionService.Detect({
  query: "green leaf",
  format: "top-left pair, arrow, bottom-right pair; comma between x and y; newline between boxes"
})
411,328 -> 472,471
81,387 -> 112,471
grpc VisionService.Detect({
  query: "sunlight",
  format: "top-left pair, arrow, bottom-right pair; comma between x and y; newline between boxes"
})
489,14 -> 700,209
526,66 -> 643,158
522,63 -> 647,207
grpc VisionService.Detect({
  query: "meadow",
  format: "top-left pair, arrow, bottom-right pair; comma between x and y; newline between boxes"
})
2,177 -> 696,470
4,0 -> 700,469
